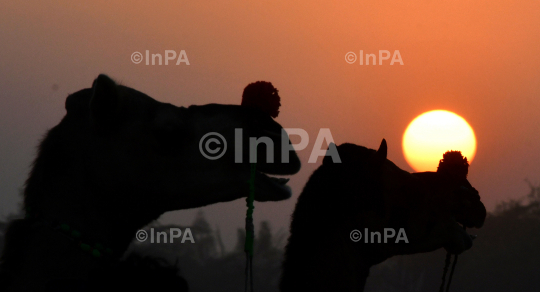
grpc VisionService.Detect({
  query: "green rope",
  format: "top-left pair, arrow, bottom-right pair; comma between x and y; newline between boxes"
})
245,162 -> 256,256
245,162 -> 256,292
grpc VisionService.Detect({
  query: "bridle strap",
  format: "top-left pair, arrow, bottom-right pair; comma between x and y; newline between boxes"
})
439,226 -> 465,292
244,162 -> 256,292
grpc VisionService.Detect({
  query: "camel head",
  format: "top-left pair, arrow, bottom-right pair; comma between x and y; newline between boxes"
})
25,74 -> 301,230
2,75 -> 300,290
320,139 -> 486,265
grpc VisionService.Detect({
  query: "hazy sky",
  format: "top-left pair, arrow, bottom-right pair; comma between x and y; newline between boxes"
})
1,1 -> 539,249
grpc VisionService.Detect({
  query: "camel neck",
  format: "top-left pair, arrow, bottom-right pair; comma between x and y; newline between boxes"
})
24,187 -> 146,256
3,219 -> 108,290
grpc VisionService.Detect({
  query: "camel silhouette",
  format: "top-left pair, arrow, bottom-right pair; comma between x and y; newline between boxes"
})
280,139 -> 486,292
0,74 -> 301,291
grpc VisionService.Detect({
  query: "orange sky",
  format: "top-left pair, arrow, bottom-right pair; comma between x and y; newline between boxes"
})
1,0 -> 539,249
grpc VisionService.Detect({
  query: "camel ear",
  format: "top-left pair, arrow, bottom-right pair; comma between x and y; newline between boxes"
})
90,74 -> 119,130
375,139 -> 387,162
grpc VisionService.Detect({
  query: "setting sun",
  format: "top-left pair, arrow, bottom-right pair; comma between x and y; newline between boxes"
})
402,110 -> 476,172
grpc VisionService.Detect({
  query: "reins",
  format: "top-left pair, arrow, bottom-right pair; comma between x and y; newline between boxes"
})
239,80 -> 281,292
438,227 -> 465,292
245,162 -> 256,292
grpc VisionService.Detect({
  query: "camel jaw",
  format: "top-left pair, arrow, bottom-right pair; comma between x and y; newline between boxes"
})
444,219 -> 475,254
253,171 -> 292,201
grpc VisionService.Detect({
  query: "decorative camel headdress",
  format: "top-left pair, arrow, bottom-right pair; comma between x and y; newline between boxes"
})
240,81 -> 281,292
437,150 -> 469,179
